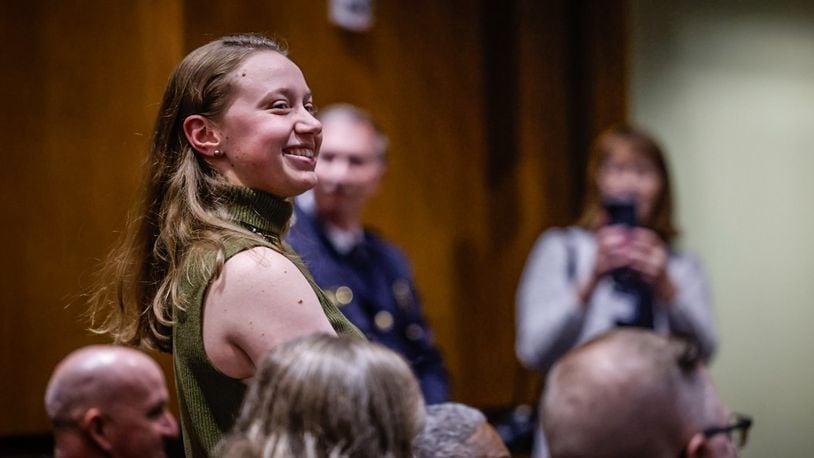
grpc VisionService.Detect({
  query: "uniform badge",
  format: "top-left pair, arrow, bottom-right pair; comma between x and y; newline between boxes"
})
374,310 -> 394,332
333,285 -> 354,307
405,323 -> 425,341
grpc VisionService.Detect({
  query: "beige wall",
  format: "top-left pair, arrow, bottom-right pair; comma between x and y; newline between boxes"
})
630,1 -> 814,456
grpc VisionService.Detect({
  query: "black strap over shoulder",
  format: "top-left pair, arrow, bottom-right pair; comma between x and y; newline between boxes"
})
564,229 -> 577,282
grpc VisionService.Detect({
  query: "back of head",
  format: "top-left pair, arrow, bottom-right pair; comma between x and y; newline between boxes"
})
45,345 -> 154,423
542,329 -> 706,458
45,345 -> 176,458
414,403 -> 509,458
219,334 -> 425,458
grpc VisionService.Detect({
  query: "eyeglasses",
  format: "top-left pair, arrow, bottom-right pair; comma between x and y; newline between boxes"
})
702,412 -> 753,449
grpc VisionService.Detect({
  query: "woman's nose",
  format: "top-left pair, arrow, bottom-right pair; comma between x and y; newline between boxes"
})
296,109 -> 322,135
618,170 -> 643,192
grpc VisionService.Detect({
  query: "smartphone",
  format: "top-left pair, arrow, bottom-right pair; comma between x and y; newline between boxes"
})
603,198 -> 637,227
602,198 -> 639,289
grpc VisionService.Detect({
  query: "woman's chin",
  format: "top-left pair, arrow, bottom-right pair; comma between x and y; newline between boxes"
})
284,175 -> 318,198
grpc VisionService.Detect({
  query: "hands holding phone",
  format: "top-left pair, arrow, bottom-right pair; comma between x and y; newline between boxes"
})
602,225 -> 675,297
579,226 -> 675,305
597,226 -> 666,283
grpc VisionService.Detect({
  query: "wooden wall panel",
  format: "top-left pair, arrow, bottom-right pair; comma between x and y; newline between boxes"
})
0,0 -> 627,435
509,0 -> 630,403
0,0 -> 183,435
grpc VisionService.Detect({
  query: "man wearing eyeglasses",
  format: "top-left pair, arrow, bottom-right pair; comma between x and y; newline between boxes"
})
45,345 -> 179,458
540,329 -> 751,458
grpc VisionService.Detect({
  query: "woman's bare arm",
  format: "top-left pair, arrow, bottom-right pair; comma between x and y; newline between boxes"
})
202,246 -> 336,379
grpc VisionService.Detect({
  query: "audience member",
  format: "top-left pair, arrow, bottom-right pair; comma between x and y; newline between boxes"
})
44,345 -> 178,458
217,334 -> 425,458
88,34 -> 363,456
517,125 -> 717,377
542,329 -> 751,458
414,403 -> 510,458
518,125 -> 720,457
287,103 -> 449,403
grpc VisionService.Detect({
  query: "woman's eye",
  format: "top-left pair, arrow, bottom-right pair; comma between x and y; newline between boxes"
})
305,103 -> 318,114
270,101 -> 290,110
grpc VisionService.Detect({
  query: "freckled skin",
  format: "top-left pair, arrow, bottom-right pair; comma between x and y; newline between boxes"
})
211,51 -> 322,197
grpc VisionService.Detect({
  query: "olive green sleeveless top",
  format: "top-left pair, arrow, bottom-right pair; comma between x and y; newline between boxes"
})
173,186 -> 363,457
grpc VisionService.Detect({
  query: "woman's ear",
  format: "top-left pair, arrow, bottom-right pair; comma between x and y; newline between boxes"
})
183,114 -> 222,158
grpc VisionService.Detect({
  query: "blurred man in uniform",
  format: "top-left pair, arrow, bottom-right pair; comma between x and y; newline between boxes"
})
287,103 -> 449,403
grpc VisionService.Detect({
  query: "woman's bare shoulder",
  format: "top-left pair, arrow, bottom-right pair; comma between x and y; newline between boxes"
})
203,245 -> 335,379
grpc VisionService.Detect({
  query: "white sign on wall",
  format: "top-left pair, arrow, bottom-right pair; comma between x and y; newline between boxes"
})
328,0 -> 375,32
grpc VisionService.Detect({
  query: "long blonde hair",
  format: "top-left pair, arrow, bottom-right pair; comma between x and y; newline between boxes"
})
218,335 -> 426,458
88,34 -> 288,352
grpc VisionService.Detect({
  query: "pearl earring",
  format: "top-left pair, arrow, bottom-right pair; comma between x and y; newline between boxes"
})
213,149 -> 224,158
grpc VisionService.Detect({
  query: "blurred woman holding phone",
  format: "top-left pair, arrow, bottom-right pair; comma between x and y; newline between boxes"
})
516,125 -> 717,374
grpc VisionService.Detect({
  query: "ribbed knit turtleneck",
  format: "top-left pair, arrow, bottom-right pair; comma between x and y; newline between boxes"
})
174,186 -> 363,458
222,186 -> 292,241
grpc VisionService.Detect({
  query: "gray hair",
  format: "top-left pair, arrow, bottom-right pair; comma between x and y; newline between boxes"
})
317,103 -> 390,159
413,403 -> 487,458
217,335 -> 425,458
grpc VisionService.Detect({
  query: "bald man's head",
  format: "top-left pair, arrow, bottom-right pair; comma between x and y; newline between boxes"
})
45,345 -> 177,458
542,330 -> 734,458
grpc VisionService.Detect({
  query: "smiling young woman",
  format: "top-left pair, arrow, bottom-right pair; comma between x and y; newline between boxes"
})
87,34 -> 363,457
183,50 -> 323,198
